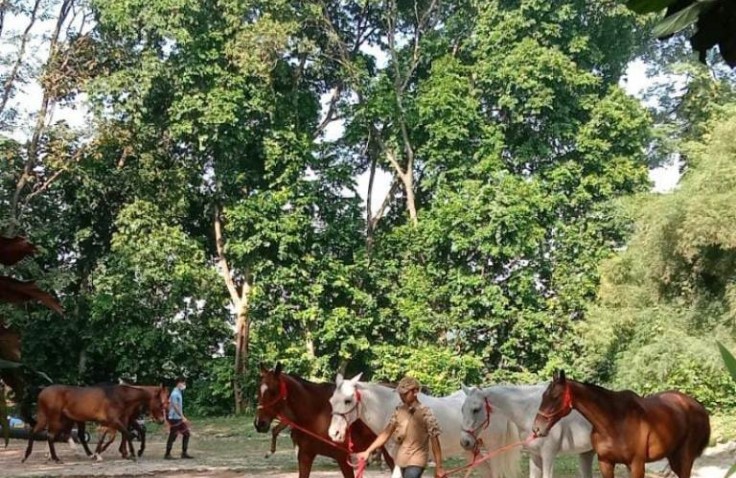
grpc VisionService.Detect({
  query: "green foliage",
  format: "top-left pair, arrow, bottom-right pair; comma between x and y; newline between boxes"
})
5,0 -> 724,417
579,105 -> 736,408
369,344 -> 485,396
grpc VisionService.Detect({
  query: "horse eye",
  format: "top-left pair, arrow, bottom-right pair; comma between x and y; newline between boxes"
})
473,407 -> 480,414
344,399 -> 352,405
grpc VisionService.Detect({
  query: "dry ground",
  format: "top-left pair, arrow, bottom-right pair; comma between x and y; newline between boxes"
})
1,417 -> 733,478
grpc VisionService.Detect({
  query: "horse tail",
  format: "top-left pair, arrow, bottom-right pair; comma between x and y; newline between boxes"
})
489,415 -> 522,478
692,405 -> 711,458
19,383 -> 43,427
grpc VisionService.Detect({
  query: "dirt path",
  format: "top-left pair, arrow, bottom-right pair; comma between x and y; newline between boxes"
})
2,437 -> 733,478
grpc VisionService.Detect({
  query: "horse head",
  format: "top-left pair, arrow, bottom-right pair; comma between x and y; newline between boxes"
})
148,385 -> 168,424
254,362 -> 285,433
532,369 -> 573,437
327,372 -> 362,442
460,384 -> 491,451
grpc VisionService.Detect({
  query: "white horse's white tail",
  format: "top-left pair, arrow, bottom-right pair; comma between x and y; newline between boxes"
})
487,418 -> 522,478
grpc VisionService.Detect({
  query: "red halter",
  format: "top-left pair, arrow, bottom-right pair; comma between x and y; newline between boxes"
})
462,396 -> 493,455
257,378 -> 288,411
537,383 -> 573,421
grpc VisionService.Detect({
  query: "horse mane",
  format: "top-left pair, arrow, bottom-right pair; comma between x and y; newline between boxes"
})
283,372 -> 336,394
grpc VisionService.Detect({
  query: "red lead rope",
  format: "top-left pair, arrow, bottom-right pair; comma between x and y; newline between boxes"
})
440,435 -> 536,478
261,379 -> 529,478
258,378 -> 359,457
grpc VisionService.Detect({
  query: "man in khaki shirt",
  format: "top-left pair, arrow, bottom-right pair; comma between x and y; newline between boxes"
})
356,376 -> 444,478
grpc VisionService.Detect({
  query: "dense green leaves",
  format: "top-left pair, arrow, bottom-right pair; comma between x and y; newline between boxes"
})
577,104 -> 736,408
2,0 -> 732,417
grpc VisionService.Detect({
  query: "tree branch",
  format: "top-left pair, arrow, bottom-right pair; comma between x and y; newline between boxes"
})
214,206 -> 241,306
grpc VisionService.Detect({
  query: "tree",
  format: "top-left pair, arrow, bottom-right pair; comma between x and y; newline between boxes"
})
576,103 -> 736,409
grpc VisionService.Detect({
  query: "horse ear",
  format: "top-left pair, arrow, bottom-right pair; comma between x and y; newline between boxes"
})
559,370 -> 566,382
259,363 -> 268,375
275,362 -> 283,376
350,372 -> 363,385
461,383 -> 471,395
336,373 -> 344,387
552,369 -> 559,381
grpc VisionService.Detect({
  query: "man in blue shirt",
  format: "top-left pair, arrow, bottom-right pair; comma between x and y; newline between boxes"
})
164,377 -> 193,459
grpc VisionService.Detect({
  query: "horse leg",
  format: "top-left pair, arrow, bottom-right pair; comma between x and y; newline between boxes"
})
629,459 -> 646,478
46,423 -> 64,464
337,453 -> 357,478
118,432 -> 128,458
268,421 -> 288,457
579,450 -> 596,478
598,460 -> 615,478
22,412 -> 48,463
540,447 -> 556,478
76,421 -> 93,457
132,421 -> 146,457
98,428 -> 115,454
93,431 -> 108,459
122,427 -> 137,460
297,448 -> 318,478
529,455 -> 543,478
668,446 -> 695,478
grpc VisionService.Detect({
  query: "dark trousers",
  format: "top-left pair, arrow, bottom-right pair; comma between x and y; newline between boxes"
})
401,466 -> 425,478
165,419 -> 190,455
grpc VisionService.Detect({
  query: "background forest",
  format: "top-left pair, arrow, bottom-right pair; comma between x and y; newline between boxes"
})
1,0 -> 735,418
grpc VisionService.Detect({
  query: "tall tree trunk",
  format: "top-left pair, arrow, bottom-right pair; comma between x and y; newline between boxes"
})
214,206 -> 254,414
233,278 -> 251,415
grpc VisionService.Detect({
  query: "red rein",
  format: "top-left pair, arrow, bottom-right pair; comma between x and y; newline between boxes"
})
259,379 -> 528,478
258,378 -> 362,458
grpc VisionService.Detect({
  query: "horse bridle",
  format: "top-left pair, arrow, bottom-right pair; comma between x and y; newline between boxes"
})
462,396 -> 493,447
331,388 -> 362,423
257,378 -> 288,412
536,383 -> 573,422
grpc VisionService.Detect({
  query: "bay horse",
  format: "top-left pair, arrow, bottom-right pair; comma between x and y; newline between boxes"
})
254,363 -> 395,478
460,384 -> 593,478
22,384 -> 167,463
531,370 -> 710,478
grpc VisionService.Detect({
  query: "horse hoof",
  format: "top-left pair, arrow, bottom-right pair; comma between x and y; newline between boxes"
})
94,454 -> 103,462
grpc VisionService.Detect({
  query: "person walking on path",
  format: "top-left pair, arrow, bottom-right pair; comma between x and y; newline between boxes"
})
356,376 -> 444,478
164,377 -> 193,459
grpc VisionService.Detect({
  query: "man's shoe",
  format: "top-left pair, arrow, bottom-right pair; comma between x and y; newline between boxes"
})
181,453 -> 194,459
164,454 -> 174,460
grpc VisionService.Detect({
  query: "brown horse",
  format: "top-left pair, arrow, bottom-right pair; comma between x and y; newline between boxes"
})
532,370 -> 710,478
254,363 -> 395,478
22,384 -> 167,463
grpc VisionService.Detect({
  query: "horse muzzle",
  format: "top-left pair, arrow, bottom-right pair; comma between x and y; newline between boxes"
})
328,426 -> 344,443
459,431 -> 476,451
254,416 -> 271,433
531,420 -> 549,438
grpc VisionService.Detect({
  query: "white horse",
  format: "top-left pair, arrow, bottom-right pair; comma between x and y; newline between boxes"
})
460,384 -> 595,478
328,374 -> 521,478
